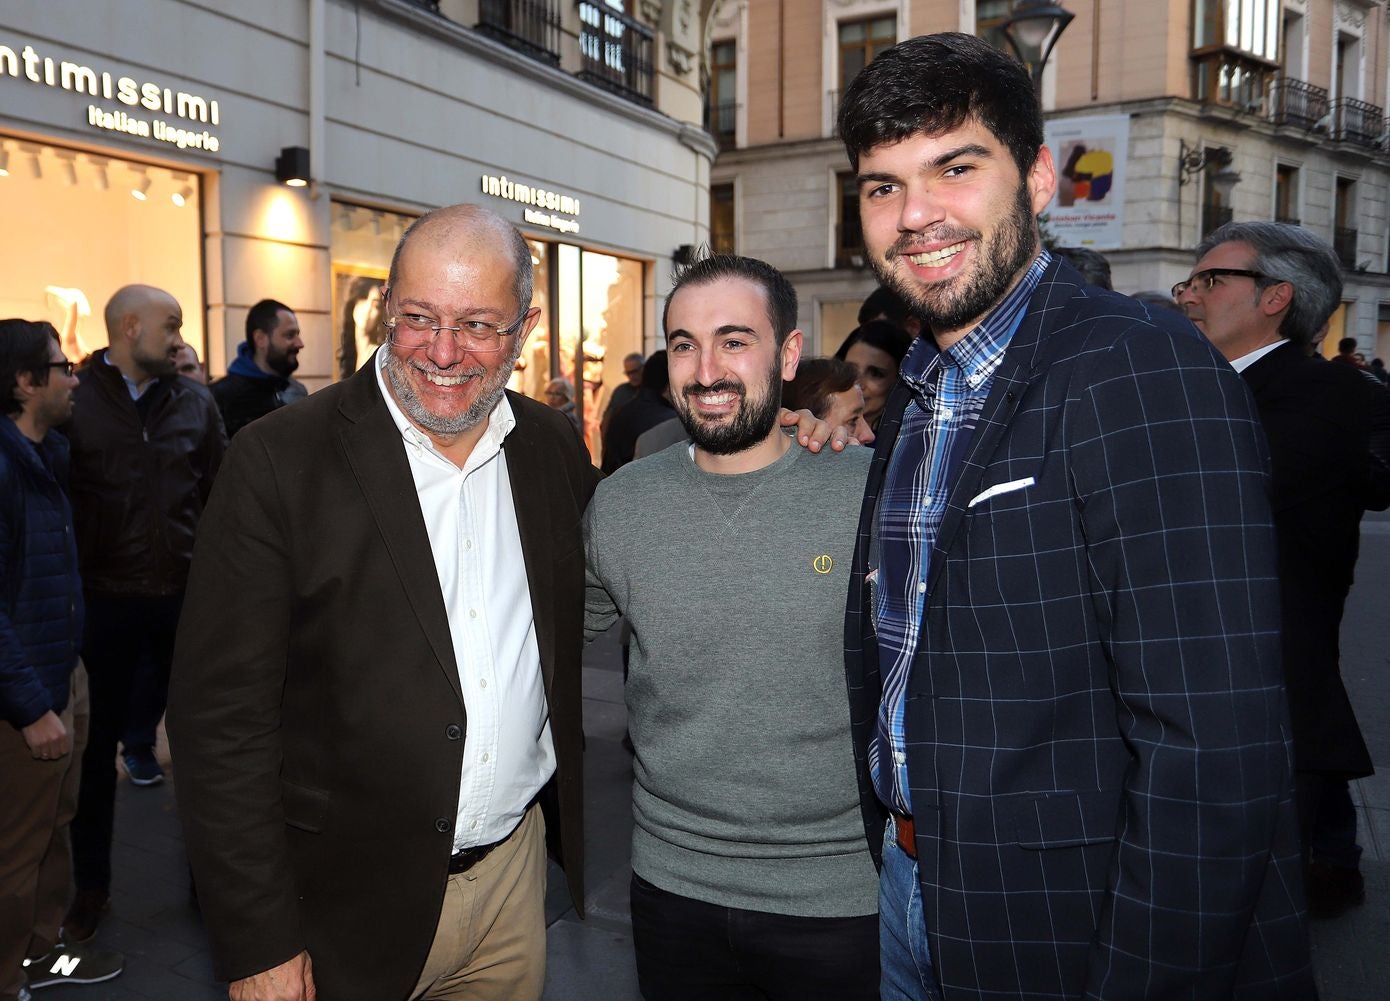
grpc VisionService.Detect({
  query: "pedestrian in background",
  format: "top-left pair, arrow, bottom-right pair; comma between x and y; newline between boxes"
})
210,299 -> 307,437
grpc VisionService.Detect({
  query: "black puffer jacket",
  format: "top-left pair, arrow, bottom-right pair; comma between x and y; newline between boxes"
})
0,419 -> 83,728
63,351 -> 227,595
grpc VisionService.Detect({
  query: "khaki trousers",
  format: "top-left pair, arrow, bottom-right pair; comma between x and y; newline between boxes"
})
410,803 -> 548,1001
0,664 -> 88,1001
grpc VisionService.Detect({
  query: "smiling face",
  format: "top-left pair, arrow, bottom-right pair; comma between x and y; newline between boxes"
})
381,236 -> 538,444
857,119 -> 1054,348
666,276 -> 801,458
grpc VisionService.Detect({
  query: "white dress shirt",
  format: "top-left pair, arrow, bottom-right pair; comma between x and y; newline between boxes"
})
376,354 -> 555,849
1230,338 -> 1290,373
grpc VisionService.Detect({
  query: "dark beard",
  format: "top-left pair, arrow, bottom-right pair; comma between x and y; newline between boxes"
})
871,181 -> 1036,335
675,373 -> 781,456
267,346 -> 299,378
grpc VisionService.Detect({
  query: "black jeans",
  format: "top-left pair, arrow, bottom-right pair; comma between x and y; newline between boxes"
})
629,872 -> 878,1001
71,591 -> 183,892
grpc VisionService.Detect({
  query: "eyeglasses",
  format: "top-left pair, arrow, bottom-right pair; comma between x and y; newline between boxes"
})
383,301 -> 530,354
1171,268 -> 1267,299
47,360 -> 75,377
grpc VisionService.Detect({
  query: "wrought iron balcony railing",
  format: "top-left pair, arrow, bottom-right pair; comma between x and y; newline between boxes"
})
477,0 -> 562,66
1269,76 -> 1329,130
577,1 -> 654,106
1334,227 -> 1359,269
1331,98 -> 1384,148
704,100 -> 737,150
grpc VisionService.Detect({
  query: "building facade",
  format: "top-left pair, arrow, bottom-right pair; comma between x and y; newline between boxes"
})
704,0 -> 1390,363
0,0 -> 715,461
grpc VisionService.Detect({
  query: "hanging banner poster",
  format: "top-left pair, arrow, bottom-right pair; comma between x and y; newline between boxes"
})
1043,114 -> 1130,250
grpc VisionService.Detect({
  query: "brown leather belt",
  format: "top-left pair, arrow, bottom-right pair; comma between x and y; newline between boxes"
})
447,836 -> 506,875
893,813 -> 916,859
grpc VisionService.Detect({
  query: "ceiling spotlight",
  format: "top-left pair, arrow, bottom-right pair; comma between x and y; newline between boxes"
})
370,211 -> 382,237
20,144 -> 42,180
171,173 -> 193,206
57,152 -> 78,187
0,148 -> 9,177
89,156 -> 109,190
275,145 -> 311,187
131,167 -> 151,201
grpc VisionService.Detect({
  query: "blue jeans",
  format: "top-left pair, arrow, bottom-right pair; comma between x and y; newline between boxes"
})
880,820 -> 942,1001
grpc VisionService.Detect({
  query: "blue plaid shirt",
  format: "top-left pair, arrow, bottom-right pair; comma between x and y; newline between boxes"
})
870,252 -> 1051,815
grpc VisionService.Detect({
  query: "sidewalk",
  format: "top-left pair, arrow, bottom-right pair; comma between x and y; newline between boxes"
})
35,534 -> 1390,999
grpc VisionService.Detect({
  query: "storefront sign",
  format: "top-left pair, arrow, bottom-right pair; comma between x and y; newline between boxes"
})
0,38 -> 224,154
1043,114 -> 1129,250
482,173 -> 580,234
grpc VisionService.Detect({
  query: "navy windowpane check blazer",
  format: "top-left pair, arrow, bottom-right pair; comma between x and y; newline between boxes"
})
843,258 -> 1313,1000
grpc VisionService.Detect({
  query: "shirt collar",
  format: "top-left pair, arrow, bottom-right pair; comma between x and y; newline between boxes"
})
1229,338 -> 1289,373
373,347 -> 516,458
901,250 -> 1051,392
102,350 -> 154,400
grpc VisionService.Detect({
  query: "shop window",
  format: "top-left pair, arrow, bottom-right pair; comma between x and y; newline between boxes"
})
329,204 -> 419,380
1191,0 -> 1279,109
514,242 -> 643,464
0,137 -> 205,364
835,171 -> 864,268
710,183 -> 736,255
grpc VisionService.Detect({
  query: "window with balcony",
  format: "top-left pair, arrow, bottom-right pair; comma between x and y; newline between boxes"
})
1274,164 -> 1299,226
476,1 -> 564,65
835,171 -> 864,268
706,39 -> 737,151
831,15 -> 894,128
1191,0 -> 1279,109
578,0 -> 656,106
1270,7 -> 1326,129
1335,177 -> 1358,269
710,183 -> 735,255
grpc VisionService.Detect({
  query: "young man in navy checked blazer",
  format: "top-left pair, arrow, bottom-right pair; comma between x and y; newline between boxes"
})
836,33 -> 1311,1000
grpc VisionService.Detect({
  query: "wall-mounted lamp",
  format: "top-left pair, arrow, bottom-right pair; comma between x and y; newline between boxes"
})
673,244 -> 696,267
275,145 -> 311,187
999,0 -> 1075,90
1178,141 -> 1241,200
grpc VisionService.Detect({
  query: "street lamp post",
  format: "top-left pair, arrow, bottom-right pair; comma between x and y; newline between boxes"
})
998,0 -> 1076,90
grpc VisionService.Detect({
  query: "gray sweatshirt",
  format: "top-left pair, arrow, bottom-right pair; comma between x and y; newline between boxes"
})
584,440 -> 878,917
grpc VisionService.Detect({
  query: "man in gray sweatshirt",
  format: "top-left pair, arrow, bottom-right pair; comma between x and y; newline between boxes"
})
584,255 -> 881,1001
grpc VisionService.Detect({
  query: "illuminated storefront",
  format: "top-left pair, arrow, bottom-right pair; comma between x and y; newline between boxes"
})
2,0 -> 715,460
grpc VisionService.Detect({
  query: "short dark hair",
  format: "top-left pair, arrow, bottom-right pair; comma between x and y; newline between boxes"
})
246,299 -> 292,345
1196,222 -> 1343,350
833,320 -> 913,366
663,253 -> 798,347
1053,246 -> 1113,290
783,357 -> 858,418
838,32 -> 1044,176
1,319 -> 60,417
858,285 -> 915,327
1338,337 -> 1358,354
638,349 -> 668,399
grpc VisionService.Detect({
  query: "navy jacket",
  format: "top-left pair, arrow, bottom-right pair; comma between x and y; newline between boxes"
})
845,259 -> 1311,999
1,417 -> 83,729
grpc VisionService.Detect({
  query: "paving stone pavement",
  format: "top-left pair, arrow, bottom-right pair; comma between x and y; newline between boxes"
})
29,514 -> 1390,999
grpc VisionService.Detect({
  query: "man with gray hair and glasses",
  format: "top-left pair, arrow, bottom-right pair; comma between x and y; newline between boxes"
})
1177,220 -> 1390,919
169,204 -> 598,1001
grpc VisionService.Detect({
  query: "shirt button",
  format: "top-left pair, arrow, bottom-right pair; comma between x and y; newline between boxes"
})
469,609 -> 478,619
895,752 -> 906,764
471,819 -> 479,830
482,752 -> 490,763
435,817 -> 451,833
464,539 -> 473,551
480,678 -> 488,689
917,581 -> 926,593
939,407 -> 953,420
446,724 -> 462,740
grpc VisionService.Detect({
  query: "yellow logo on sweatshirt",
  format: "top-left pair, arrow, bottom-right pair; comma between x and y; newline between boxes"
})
813,555 -> 833,574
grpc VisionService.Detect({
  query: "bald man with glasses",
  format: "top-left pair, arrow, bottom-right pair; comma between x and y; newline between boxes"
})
169,204 -> 598,1001
1177,220 -> 1390,920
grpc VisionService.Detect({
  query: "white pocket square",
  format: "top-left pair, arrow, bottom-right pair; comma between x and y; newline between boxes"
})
968,477 -> 1035,508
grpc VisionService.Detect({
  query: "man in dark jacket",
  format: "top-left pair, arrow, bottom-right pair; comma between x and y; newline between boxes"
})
600,351 -> 673,474
1,319 -> 122,998
1177,221 -> 1390,918
61,285 -> 226,942
210,299 -> 307,437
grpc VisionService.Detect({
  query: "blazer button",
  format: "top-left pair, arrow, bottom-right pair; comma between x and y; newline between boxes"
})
446,724 -> 462,741
435,817 -> 451,833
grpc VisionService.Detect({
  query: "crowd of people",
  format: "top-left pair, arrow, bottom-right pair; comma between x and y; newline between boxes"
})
3,27 -> 1390,1001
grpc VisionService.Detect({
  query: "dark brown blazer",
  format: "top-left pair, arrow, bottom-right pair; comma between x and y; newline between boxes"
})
168,361 -> 597,1000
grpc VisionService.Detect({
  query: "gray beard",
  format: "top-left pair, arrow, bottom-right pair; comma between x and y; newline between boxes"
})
382,344 -> 519,436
